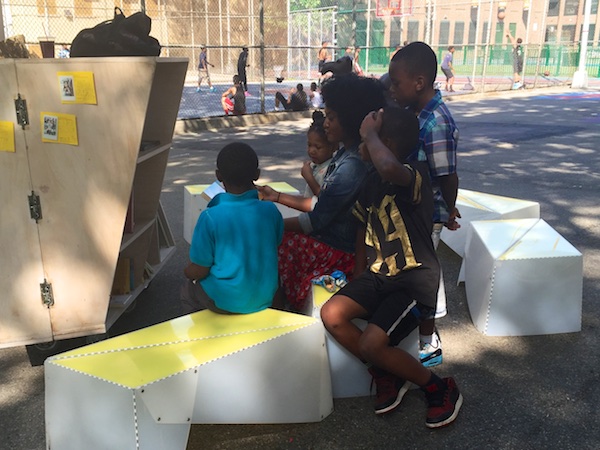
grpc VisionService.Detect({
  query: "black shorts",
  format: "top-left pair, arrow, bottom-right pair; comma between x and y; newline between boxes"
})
442,67 -> 453,80
337,270 -> 436,347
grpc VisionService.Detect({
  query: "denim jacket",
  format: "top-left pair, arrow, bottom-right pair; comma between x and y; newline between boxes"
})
298,144 -> 368,253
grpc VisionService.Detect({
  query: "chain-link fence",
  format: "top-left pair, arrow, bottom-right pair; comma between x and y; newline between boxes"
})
2,0 -> 599,118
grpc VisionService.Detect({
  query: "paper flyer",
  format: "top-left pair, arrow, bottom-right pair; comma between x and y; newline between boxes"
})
40,112 -> 79,145
0,121 -> 16,153
57,71 -> 97,104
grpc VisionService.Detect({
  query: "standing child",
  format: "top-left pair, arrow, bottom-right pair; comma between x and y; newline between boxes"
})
321,106 -> 463,428
221,75 -> 246,116
181,142 -> 283,315
301,111 -> 336,197
389,42 -> 461,368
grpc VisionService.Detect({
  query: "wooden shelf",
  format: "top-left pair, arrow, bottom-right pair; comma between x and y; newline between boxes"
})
0,57 -> 188,350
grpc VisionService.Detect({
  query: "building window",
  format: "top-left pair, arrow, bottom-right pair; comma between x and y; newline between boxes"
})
455,21 -> 465,45
548,0 -> 560,16
495,22 -> 504,44
564,0 -> 579,15
481,22 -> 488,44
468,21 -> 477,44
439,21 -> 450,45
593,0 -> 599,14
561,24 -> 576,42
545,26 -> 558,43
580,24 -> 596,43
408,20 -> 420,43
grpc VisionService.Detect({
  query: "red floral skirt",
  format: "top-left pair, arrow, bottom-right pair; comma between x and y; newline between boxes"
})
278,231 -> 355,312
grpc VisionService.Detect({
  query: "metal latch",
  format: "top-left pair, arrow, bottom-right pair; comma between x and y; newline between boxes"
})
40,280 -> 54,307
28,191 -> 42,222
15,94 -> 29,130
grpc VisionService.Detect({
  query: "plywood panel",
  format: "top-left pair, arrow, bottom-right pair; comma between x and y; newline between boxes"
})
15,58 -> 156,338
0,60 -> 53,347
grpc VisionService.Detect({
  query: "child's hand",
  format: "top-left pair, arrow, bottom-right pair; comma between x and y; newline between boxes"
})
360,109 -> 383,140
444,207 -> 462,230
301,161 -> 314,181
256,184 -> 278,202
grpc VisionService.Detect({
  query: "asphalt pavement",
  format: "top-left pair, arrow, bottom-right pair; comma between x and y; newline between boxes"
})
1,86 -> 599,450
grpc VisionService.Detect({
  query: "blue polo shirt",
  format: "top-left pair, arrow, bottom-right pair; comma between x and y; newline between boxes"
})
190,190 -> 283,313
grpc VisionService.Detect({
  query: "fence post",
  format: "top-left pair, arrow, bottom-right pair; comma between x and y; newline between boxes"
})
260,0 -> 265,113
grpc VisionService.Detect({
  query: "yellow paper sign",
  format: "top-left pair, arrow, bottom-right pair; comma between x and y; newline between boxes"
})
57,71 -> 97,105
40,112 -> 79,146
0,121 -> 16,153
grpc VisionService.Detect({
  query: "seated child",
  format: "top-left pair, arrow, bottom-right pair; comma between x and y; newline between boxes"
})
309,82 -> 324,109
301,110 -> 336,198
221,75 -> 246,116
320,106 -> 463,428
182,142 -> 284,314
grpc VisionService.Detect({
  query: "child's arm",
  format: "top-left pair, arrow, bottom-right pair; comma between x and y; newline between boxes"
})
360,109 -> 413,186
257,185 -> 314,212
184,262 -> 210,282
301,161 -> 321,196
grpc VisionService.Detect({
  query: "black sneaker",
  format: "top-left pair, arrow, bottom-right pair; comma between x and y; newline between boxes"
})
422,377 -> 463,428
369,367 -> 412,415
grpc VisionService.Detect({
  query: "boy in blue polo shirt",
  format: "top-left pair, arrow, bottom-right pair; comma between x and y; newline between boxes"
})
182,142 -> 284,314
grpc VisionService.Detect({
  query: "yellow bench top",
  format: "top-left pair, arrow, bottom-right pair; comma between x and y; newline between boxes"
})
47,309 -> 318,389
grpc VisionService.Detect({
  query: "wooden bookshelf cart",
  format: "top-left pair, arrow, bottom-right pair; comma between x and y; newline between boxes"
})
0,57 -> 187,361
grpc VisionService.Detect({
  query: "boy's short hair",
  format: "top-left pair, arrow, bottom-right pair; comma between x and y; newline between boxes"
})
233,74 -> 240,84
391,41 -> 438,87
379,106 -> 420,160
217,142 -> 258,185
321,74 -> 386,143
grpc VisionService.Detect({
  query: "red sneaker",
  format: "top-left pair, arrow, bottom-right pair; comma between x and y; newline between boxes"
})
368,367 -> 411,415
422,377 -> 463,428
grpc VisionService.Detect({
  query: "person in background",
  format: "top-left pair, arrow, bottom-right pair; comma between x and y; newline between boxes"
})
274,83 -> 309,112
441,46 -> 455,92
317,40 -> 331,85
181,142 -> 283,315
353,47 -> 364,76
506,32 -> 524,89
197,46 -> 216,93
221,75 -> 246,116
237,47 -> 250,94
309,82 -> 324,109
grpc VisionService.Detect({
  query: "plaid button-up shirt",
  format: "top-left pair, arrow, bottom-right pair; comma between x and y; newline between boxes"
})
409,90 -> 459,224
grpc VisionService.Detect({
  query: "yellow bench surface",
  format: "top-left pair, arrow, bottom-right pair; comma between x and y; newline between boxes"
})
48,309 -> 317,389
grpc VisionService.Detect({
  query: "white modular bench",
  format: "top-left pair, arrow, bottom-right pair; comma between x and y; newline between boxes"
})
306,285 -> 419,399
440,189 -> 540,282
464,218 -> 582,336
45,308 -> 333,450
183,182 -> 301,244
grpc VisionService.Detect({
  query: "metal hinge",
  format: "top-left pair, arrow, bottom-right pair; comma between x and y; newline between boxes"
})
28,191 -> 42,222
15,94 -> 29,130
40,280 -> 54,307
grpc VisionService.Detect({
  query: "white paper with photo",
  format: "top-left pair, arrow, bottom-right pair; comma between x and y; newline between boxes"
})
59,75 -> 75,101
43,114 -> 59,141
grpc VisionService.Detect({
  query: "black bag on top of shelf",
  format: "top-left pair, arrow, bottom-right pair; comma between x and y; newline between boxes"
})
70,7 -> 161,57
